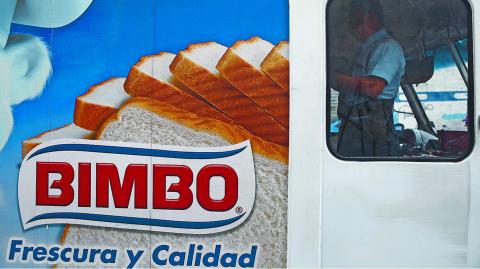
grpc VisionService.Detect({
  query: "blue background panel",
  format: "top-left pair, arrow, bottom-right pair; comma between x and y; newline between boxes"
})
0,0 -> 288,267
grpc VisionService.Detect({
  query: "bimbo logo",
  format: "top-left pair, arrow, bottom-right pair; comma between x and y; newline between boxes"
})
18,139 -> 255,234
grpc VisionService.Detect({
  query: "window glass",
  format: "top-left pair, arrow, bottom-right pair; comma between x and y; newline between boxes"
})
395,45 -> 468,132
327,0 -> 473,160
456,39 -> 469,67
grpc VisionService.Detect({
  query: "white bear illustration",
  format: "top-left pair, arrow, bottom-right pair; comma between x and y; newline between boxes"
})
0,0 -> 93,150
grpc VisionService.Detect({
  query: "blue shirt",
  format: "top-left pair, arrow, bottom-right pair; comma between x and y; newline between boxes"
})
343,29 -> 406,105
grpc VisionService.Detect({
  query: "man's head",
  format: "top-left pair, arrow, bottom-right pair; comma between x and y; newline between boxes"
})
348,0 -> 384,41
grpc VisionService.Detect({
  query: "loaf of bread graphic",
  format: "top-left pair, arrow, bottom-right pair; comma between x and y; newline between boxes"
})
23,37 -> 290,268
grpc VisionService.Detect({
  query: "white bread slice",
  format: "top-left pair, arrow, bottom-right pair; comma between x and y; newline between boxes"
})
63,97 -> 288,268
124,52 -> 233,124
22,124 -> 94,158
261,41 -> 289,91
74,78 -> 130,131
217,37 -> 289,128
170,42 -> 289,146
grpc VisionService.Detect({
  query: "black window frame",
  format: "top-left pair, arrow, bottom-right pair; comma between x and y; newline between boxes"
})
325,0 -> 475,163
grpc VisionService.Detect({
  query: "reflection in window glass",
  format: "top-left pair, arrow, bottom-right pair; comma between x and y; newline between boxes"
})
395,46 -> 468,132
456,39 -> 469,67
327,0 -> 472,160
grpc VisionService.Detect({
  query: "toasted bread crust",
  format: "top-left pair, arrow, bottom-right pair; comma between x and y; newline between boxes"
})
98,97 -> 288,164
217,39 -> 289,128
22,141 -> 40,159
22,125 -> 95,158
261,41 -> 289,91
170,43 -> 288,146
124,53 -> 233,124
60,224 -> 71,244
74,78 -> 125,131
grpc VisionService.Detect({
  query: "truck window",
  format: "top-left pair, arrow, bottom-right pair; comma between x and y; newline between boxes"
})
327,0 -> 473,160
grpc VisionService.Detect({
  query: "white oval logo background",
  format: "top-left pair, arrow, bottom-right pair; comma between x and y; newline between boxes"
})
18,139 -> 255,234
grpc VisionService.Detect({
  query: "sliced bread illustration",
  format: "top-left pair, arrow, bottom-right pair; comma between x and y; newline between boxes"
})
64,97 -> 288,268
74,78 -> 130,131
217,37 -> 289,128
261,41 -> 289,91
170,42 -> 288,146
124,52 -> 232,123
22,124 -> 94,158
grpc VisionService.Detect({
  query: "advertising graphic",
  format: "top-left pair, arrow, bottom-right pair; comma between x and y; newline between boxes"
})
19,139 -> 255,234
0,0 -> 289,268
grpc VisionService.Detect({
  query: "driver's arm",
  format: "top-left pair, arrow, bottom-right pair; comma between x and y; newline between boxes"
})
334,39 -> 405,98
335,73 -> 387,98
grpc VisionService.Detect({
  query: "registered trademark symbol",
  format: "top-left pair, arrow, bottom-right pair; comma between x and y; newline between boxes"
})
235,206 -> 243,214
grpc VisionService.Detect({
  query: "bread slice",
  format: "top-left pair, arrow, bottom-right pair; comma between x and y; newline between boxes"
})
217,37 -> 289,128
74,78 -> 130,131
124,52 -> 233,124
170,42 -> 288,146
22,124 -> 94,158
98,97 -> 288,162
63,97 -> 288,268
261,41 -> 289,91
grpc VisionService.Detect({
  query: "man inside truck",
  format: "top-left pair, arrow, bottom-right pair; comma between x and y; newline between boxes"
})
334,0 -> 406,157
